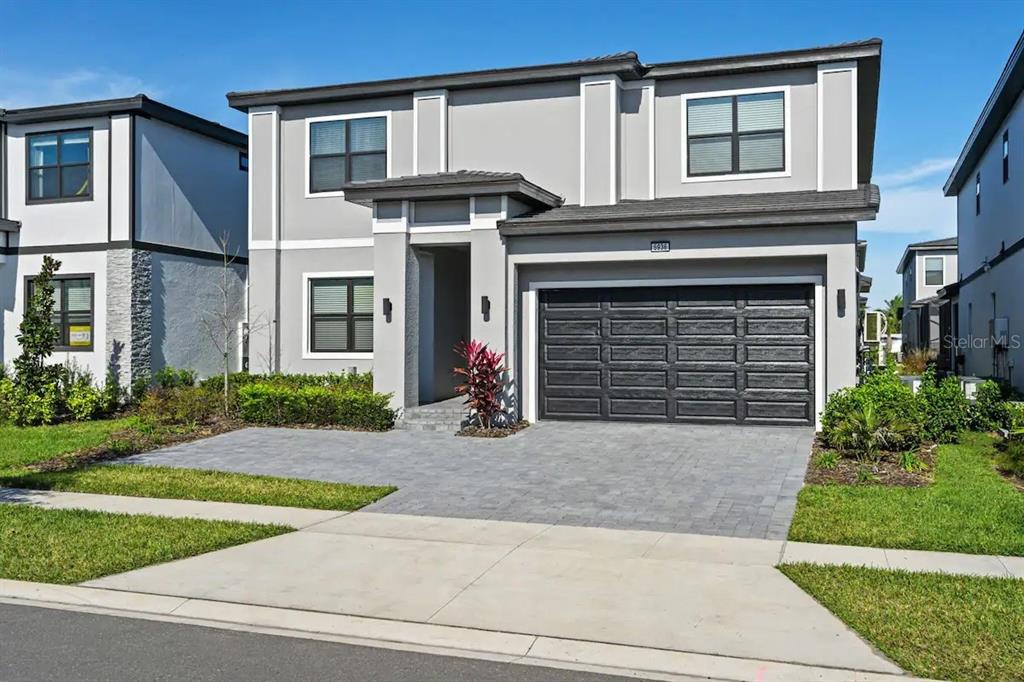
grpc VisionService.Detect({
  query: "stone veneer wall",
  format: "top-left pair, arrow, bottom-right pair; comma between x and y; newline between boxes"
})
105,248 -> 152,387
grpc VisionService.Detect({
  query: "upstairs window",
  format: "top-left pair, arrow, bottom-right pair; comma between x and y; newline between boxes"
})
686,91 -> 785,177
309,116 -> 387,193
26,275 -> 94,350
924,256 -> 945,286
976,173 -> 981,215
309,277 -> 373,353
27,130 -> 92,202
1003,130 -> 1009,183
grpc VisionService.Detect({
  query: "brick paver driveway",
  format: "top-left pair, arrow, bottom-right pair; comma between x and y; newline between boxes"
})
128,421 -> 814,539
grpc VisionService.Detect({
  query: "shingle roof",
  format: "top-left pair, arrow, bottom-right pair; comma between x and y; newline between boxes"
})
2,95 -> 246,148
339,170 -> 564,209
896,236 -> 957,273
498,185 -> 879,236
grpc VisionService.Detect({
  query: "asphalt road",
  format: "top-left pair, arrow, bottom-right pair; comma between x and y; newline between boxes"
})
0,603 -> 638,682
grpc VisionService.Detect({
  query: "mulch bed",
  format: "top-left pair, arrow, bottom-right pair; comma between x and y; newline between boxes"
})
456,421 -> 531,439
804,437 -> 937,487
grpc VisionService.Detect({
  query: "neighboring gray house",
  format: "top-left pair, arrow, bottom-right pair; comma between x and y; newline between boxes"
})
230,40 -> 883,428
0,96 -> 248,385
896,236 -> 958,354
944,30 -> 1024,389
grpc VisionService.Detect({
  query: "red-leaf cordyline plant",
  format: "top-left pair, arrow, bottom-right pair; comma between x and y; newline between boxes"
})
453,339 -> 507,428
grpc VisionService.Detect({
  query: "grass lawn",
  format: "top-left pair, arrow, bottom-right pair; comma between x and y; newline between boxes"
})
780,563 -> 1024,682
0,418 -> 136,472
789,432 -> 1024,555
0,465 -> 396,511
0,504 -> 289,584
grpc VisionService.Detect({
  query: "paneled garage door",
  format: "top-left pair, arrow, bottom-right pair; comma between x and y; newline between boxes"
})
538,284 -> 815,425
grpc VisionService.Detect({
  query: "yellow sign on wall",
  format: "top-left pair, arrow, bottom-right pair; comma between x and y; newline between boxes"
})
69,325 -> 92,347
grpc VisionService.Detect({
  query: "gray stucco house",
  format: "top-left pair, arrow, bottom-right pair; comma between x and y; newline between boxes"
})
896,236 -> 958,355
0,96 -> 248,385
944,30 -> 1024,389
230,39 -> 883,428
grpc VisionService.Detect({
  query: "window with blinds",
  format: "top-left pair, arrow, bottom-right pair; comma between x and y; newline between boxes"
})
309,117 -> 387,193
26,276 -> 93,350
309,277 -> 373,352
686,91 -> 785,177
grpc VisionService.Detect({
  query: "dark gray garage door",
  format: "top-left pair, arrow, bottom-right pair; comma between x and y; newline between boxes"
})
538,284 -> 815,425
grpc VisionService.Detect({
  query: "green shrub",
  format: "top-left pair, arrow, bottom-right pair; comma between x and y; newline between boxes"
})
821,366 -> 922,449
995,439 -> 1024,477
970,380 -> 1011,431
153,366 -> 196,389
138,386 -> 220,427
196,372 -> 375,416
1006,402 -> 1024,431
0,378 -> 59,426
814,450 -> 839,469
917,369 -> 970,443
830,404 -> 915,461
237,383 -> 394,430
65,381 -> 105,421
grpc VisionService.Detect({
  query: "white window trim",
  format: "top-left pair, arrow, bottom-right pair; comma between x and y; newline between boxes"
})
680,85 -> 792,184
923,255 -> 946,288
305,111 -> 392,199
302,270 -> 375,360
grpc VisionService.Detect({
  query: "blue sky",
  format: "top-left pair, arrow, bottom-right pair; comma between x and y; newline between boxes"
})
2,0 -> 1021,306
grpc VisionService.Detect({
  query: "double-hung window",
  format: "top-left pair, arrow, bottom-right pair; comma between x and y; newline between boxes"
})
27,130 -> 92,202
309,116 -> 387,193
686,91 -> 785,177
26,276 -> 94,350
924,257 -> 944,287
309,277 -> 374,353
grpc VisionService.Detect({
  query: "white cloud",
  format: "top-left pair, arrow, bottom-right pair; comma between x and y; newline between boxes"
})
874,157 -> 956,188
0,67 -> 163,109
862,157 -> 958,236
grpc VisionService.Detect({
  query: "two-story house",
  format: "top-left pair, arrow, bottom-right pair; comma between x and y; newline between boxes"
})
0,95 -> 248,385
229,39 -> 882,428
896,236 -> 958,355
944,31 -> 1024,389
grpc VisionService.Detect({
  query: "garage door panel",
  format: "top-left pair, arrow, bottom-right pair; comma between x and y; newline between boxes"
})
538,284 -> 814,425
610,370 -> 668,388
544,344 -> 602,362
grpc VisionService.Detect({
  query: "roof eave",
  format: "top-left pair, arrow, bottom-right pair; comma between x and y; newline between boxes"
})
3,95 -> 247,148
944,31 -> 1024,196
0,218 -> 21,232
498,207 -> 879,237
340,178 -> 563,209
227,55 -> 644,112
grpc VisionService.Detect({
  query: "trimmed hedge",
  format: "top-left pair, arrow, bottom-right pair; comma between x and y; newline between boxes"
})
199,372 -> 375,414
237,383 -> 395,431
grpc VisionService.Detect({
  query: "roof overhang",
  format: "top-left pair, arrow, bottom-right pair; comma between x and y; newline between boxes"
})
0,218 -> 21,232
896,242 -> 957,274
938,281 -> 961,299
859,272 -> 872,293
339,171 -> 564,209
944,31 -> 1024,196
499,185 -> 879,237
3,95 -> 246,148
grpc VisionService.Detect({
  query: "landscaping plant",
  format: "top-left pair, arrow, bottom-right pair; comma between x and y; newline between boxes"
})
901,348 -> 936,375
970,379 -> 1013,431
13,256 -> 62,395
917,368 -> 970,443
821,366 -> 922,450
236,382 -> 395,430
453,339 -> 507,428
831,404 -> 915,462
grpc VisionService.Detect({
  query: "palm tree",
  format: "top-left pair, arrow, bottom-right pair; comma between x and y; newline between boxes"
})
883,295 -> 903,334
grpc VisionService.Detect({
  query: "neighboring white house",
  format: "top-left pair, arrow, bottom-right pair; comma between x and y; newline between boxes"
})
0,96 -> 248,385
230,40 -> 883,428
943,30 -> 1024,389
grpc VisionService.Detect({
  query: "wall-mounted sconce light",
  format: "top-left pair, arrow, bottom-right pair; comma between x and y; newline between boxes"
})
837,288 -> 846,317
481,295 -> 491,322
383,297 -> 393,323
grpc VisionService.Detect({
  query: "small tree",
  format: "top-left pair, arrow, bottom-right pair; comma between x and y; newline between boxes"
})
453,339 -> 507,428
200,234 -> 269,415
15,255 -> 62,393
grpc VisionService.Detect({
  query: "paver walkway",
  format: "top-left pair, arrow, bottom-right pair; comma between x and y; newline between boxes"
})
126,421 -> 814,539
